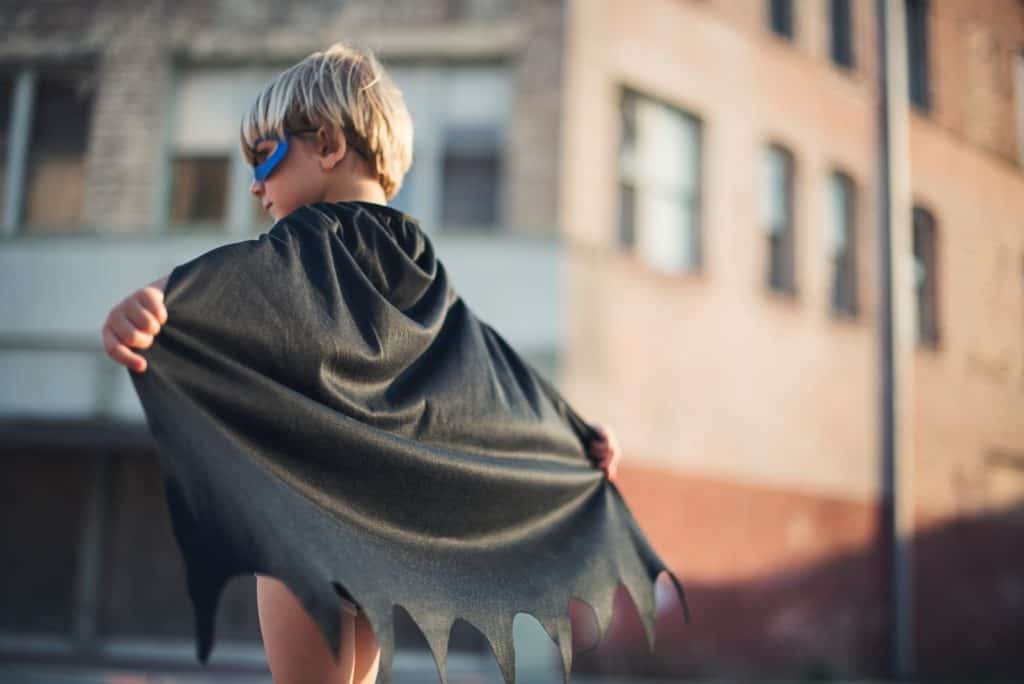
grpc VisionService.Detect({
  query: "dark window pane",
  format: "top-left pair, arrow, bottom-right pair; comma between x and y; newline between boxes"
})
98,453 -> 259,640
618,182 -> 635,248
829,172 -> 858,316
829,0 -> 855,69
913,206 -> 939,345
170,156 -> 229,226
906,0 -> 931,110
24,70 -> 95,232
769,0 -> 795,39
765,146 -> 796,294
442,126 -> 500,229
0,447 -> 95,635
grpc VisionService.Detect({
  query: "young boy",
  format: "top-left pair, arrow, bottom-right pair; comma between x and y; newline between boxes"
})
102,42 -> 621,684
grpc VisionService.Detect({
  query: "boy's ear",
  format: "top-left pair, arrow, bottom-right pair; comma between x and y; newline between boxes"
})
318,127 -> 348,171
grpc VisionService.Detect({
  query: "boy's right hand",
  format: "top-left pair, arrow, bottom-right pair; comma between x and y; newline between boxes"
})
101,275 -> 169,373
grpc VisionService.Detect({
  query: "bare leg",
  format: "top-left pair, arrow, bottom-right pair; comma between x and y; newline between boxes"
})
256,574 -> 380,684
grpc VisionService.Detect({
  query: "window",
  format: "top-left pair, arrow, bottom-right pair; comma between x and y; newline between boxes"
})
388,64 -> 510,232
442,125 -> 501,229
768,0 -> 795,40
906,0 -> 931,111
827,171 -> 857,316
762,144 -> 797,294
0,67 -> 96,235
1015,49 -> 1024,165
829,0 -> 855,69
167,68 -> 278,234
618,89 -> 702,274
912,206 -> 939,346
169,156 -> 229,224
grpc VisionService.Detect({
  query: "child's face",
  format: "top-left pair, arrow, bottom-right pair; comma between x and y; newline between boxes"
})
248,131 -> 329,222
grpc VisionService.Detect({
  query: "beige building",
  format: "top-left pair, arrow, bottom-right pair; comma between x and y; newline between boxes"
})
1,0 -> 1022,680
559,0 -> 1024,679
0,0 -> 573,680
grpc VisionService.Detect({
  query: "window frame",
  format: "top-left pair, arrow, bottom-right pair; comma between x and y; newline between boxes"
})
762,142 -> 798,296
906,0 -> 932,112
157,63 -> 286,237
767,0 -> 796,41
827,169 -> 858,317
0,61 -> 97,237
828,0 -> 856,70
1014,48 -> 1024,166
617,87 -> 704,275
387,61 -> 511,234
912,205 -> 940,348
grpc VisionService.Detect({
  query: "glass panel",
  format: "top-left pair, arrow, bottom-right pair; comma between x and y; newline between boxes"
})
829,172 -> 856,314
826,172 -> 849,258
23,70 -> 95,232
619,91 -> 638,184
830,0 -> 855,68
769,0 -> 795,38
169,156 -> 229,226
913,206 -> 939,344
637,190 -> 686,274
1015,50 -> 1024,164
442,126 -> 500,229
618,182 -> 635,248
906,0 -> 931,110
0,447 -> 95,635
442,151 -> 499,228
639,100 -> 698,191
764,146 -> 795,292
762,146 -> 792,235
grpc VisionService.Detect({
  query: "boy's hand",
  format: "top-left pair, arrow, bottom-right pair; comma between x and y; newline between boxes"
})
101,275 -> 169,373
587,423 -> 621,483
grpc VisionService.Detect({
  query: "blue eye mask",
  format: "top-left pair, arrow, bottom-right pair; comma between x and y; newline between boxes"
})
252,131 -> 291,183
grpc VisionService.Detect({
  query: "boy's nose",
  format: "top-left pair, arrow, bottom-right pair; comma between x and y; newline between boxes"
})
249,179 -> 264,196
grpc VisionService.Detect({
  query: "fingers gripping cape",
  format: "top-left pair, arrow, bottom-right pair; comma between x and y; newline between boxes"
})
129,201 -> 687,684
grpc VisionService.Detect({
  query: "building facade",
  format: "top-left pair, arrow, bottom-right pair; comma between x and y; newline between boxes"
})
560,0 -> 1024,679
2,0 -> 1023,681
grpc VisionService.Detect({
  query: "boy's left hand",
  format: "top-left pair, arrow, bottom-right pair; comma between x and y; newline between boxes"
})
587,423 -> 620,483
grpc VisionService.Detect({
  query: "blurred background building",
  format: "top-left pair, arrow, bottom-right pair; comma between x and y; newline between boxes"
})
0,0 -> 1022,681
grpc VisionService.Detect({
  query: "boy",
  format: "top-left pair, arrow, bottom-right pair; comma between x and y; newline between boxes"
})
102,42 -> 624,684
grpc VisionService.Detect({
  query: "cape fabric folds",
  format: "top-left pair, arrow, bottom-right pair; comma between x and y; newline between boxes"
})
129,200 -> 687,684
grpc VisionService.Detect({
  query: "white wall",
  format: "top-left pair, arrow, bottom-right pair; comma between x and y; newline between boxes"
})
0,232 -> 563,421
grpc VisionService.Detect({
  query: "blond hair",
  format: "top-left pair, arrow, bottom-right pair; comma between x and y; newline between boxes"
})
240,42 -> 413,199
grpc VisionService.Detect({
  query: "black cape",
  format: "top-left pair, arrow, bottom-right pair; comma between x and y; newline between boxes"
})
129,200 -> 687,684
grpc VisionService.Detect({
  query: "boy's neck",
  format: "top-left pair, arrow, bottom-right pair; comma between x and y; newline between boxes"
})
323,177 -> 388,207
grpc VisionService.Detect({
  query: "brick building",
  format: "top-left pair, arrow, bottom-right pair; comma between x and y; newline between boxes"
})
1,0 -> 1022,680
559,0 -> 1024,679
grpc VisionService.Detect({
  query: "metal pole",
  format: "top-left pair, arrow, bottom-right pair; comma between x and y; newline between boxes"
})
876,0 -> 914,678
